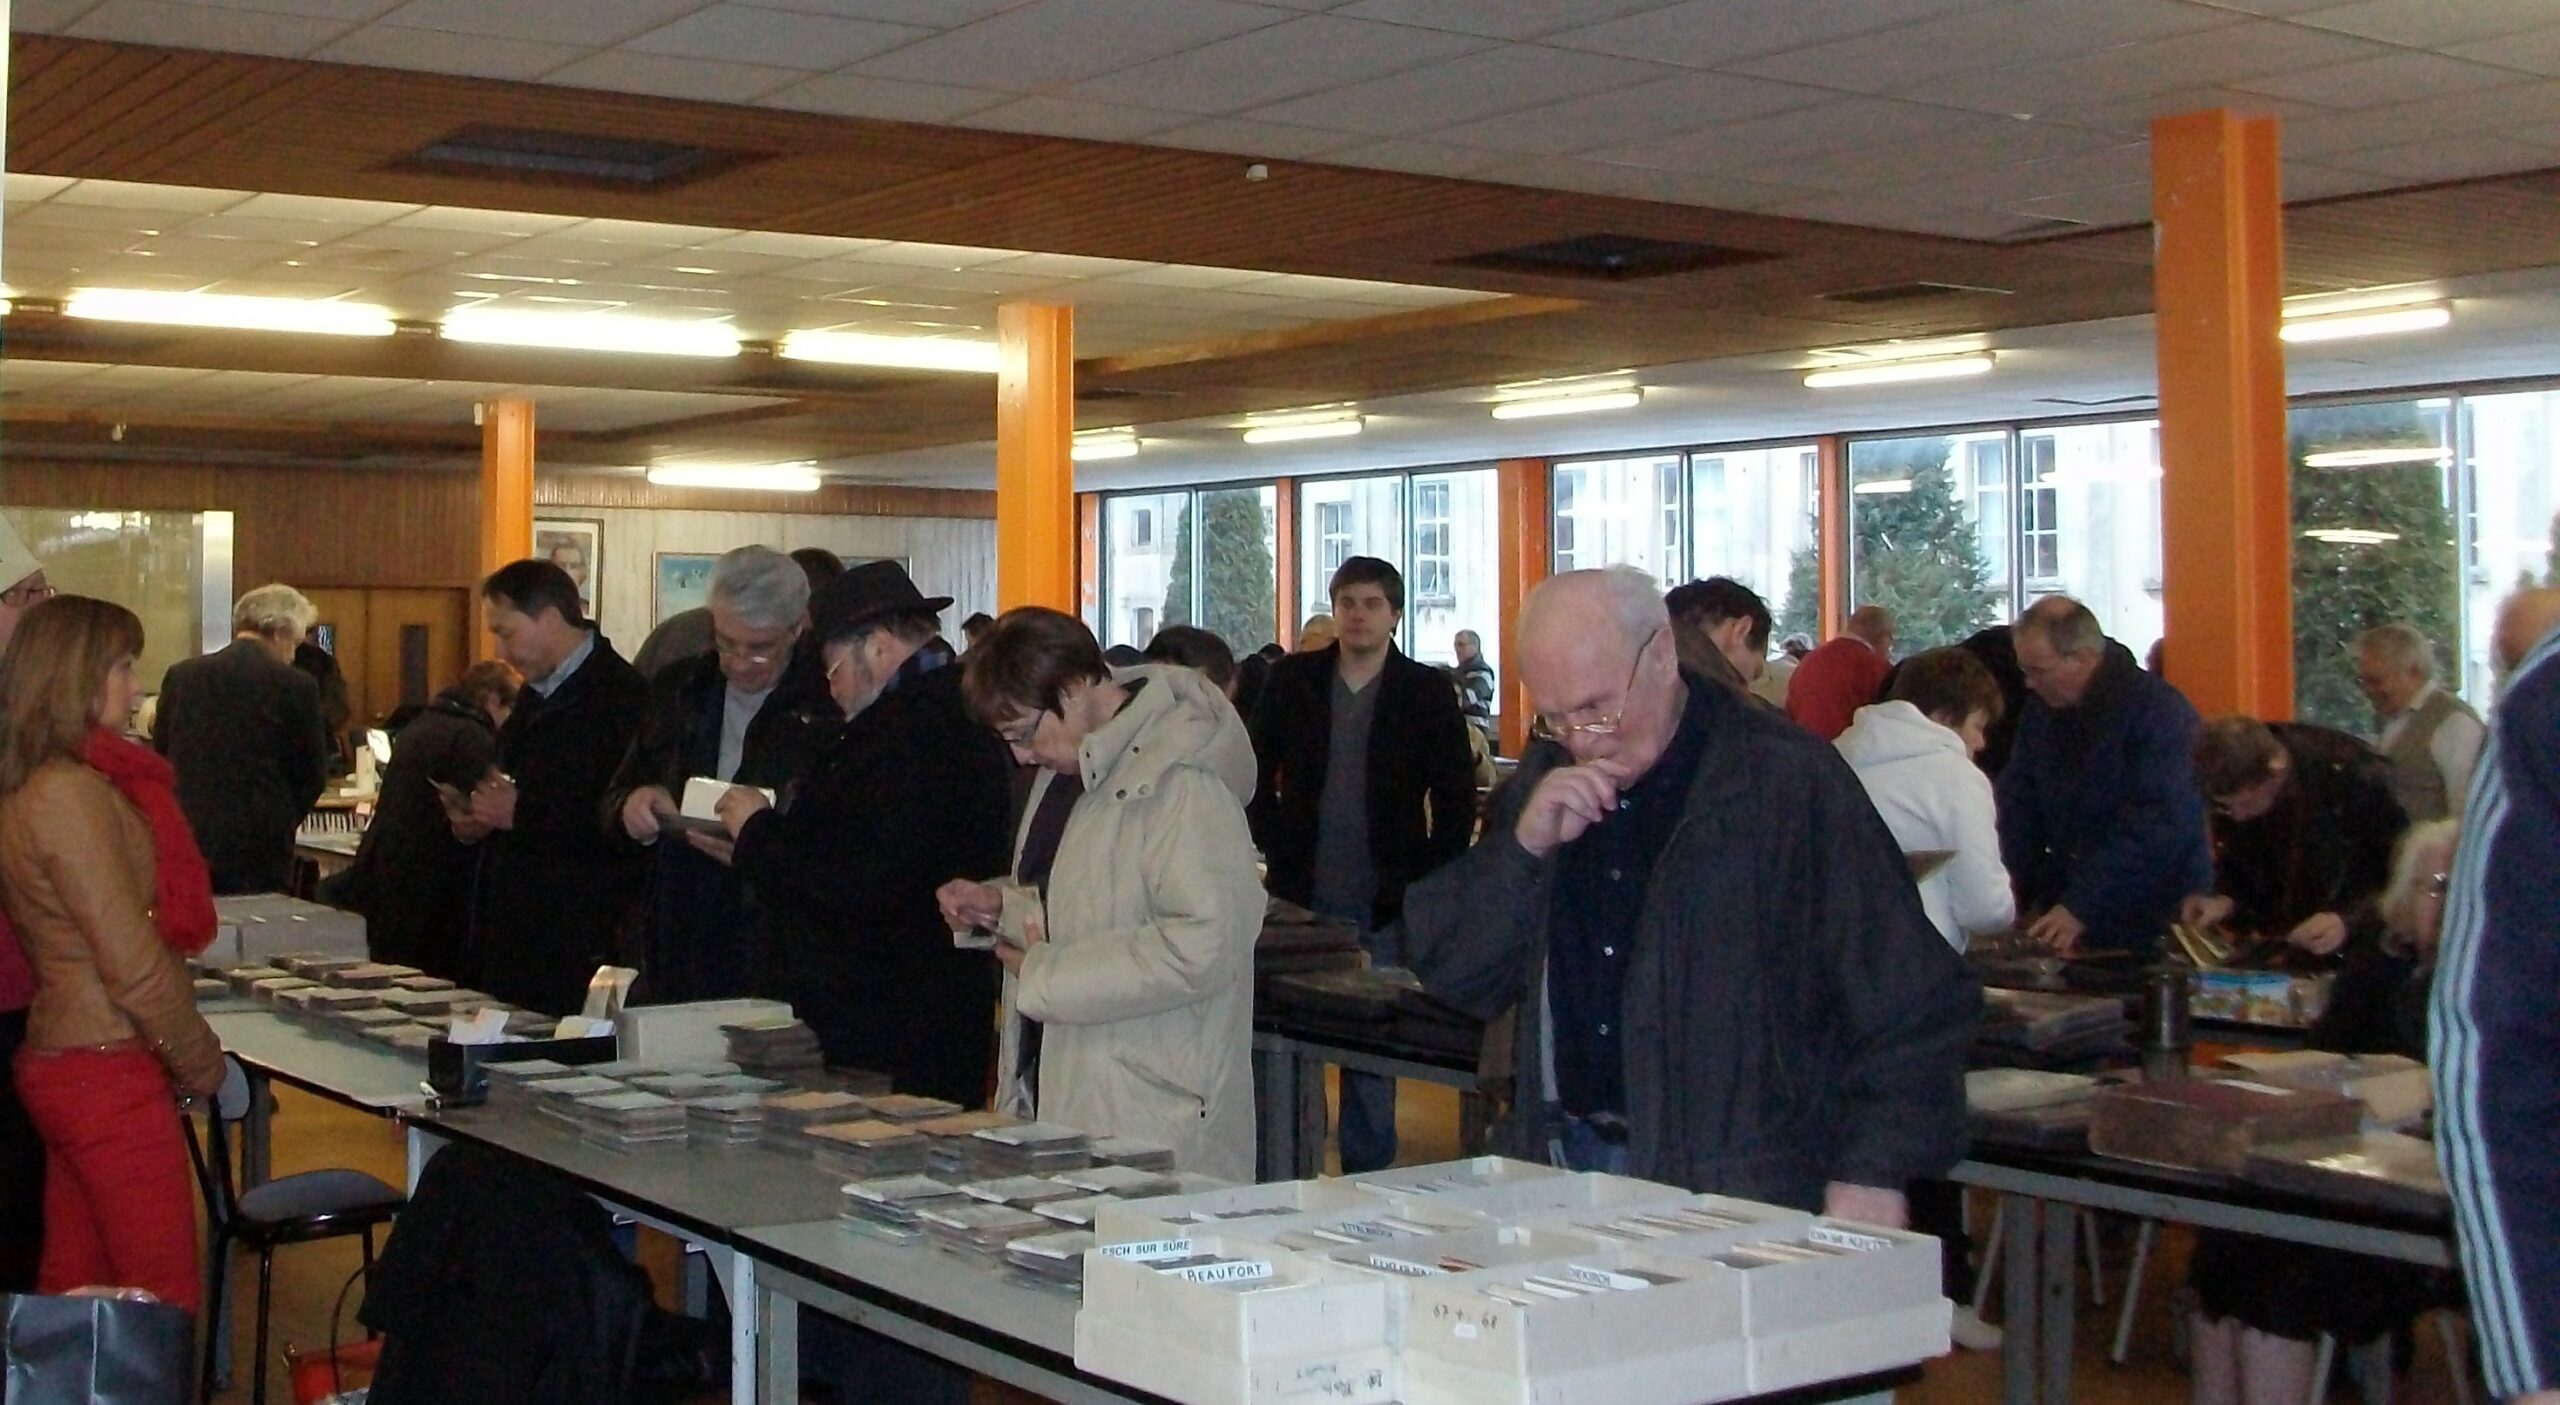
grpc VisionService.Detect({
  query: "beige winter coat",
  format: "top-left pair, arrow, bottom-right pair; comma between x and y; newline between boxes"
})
992,665 -> 1262,1184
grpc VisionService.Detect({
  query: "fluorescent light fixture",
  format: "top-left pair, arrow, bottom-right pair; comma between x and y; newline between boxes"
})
645,462 -> 821,492
778,329 -> 999,373
1491,390 -> 1642,420
1242,415 -> 1363,445
2279,303 -> 2450,344
2302,446 -> 2451,469
66,288 -> 396,337
443,307 -> 741,357
2301,527 -> 2401,546
1071,431 -> 1140,462
1851,478 -> 1915,496
1802,353 -> 1995,389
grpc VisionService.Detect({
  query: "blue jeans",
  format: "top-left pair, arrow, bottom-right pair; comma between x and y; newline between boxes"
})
1322,905 -> 1399,1174
1551,1111 -> 1630,1176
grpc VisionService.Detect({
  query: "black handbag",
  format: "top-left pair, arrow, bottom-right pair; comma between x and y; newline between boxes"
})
1,1292 -> 194,1405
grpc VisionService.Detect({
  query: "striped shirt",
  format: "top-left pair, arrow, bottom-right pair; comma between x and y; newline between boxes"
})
2432,624 -> 2560,1397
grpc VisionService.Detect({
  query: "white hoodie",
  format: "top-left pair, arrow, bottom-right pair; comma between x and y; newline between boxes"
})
1835,700 -> 2016,951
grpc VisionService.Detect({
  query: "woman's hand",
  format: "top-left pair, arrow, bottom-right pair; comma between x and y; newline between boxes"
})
993,911 -> 1046,975
938,879 -> 1004,934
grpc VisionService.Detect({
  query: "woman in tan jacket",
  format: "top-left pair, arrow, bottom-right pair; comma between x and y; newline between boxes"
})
0,595 -> 223,1311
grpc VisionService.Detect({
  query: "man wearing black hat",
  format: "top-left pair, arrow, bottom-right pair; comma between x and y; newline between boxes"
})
716,562 -> 1012,1105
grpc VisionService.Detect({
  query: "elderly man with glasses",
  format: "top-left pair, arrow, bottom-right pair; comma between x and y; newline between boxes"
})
606,546 -> 839,1004
1394,566 -> 1976,1227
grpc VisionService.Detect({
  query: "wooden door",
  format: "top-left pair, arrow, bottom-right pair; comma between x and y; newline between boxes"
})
358,588 -> 469,726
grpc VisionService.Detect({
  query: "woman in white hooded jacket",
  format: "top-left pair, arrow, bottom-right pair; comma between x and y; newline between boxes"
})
1833,647 -> 2016,951
941,609 -> 1263,1184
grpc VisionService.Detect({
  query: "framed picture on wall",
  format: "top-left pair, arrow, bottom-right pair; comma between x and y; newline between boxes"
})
532,518 -> 604,630
654,552 -> 720,625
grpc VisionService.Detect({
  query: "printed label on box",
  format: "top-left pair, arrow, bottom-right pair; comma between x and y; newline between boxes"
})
1808,1224 -> 1895,1253
1100,1238 -> 1192,1263
1363,1254 -> 1444,1277
1166,1259 -> 1273,1286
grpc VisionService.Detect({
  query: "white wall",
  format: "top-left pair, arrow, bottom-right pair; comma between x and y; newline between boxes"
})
570,507 -> 996,648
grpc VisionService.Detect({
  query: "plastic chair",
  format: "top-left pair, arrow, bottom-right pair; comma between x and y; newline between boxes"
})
185,1056 -> 405,1405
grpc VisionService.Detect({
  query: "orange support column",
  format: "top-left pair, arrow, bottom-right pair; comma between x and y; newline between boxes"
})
2153,109 -> 2292,719
1496,457 -> 1550,757
997,302 -> 1075,613
1272,477 -> 1299,649
1816,434 -> 1849,640
477,397 -> 535,659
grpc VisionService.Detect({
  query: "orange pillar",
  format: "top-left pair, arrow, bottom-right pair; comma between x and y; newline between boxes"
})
997,303 -> 1076,613
1272,477 -> 1299,649
1496,457 -> 1550,756
477,397 -> 535,659
2153,109 -> 2291,720
1816,434 -> 1849,640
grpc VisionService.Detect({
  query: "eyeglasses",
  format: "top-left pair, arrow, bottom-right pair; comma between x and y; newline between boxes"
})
1,582 -> 56,608
714,635 -> 791,666
996,714 -> 1042,748
1533,628 -> 1660,739
2425,871 -> 2451,898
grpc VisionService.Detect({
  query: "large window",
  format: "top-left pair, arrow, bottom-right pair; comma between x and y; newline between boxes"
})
1690,443 -> 1820,645
1102,492 -> 1187,648
2032,419 -> 2164,667
1099,485 -> 1278,652
2291,399 -> 2459,731
1551,454 -> 1684,580
1405,468 -> 1500,689
1847,431 -> 2008,655
2462,389 -> 2560,699
1298,475 -> 1404,617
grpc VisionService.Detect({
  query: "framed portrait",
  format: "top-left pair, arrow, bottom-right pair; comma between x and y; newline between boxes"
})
532,518 -> 604,630
654,551 -> 720,625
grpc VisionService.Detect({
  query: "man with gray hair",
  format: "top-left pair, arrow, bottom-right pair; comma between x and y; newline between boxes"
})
153,582 -> 330,893
1397,566 -> 1976,1225
2355,622 -> 2484,822
606,545 -> 837,1003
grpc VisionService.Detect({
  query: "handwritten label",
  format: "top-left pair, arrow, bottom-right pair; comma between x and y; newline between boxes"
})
1099,1238 -> 1192,1263
1165,1259 -> 1273,1286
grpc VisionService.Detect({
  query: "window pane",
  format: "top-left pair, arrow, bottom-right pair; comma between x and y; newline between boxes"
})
1298,475 -> 1404,627
2290,399 -> 2458,731
1190,485 -> 1279,653
1847,432 -> 2006,654
2461,390 -> 2560,705
2030,419 -> 2166,668
1550,454 -> 1684,579
1689,444 -> 1820,645
1102,491 -> 1188,648
1407,469 -> 1502,702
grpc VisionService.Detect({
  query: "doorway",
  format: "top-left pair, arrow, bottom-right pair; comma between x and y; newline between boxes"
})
302,587 -> 472,733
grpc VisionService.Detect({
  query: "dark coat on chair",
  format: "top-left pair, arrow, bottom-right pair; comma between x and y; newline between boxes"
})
341,691 -> 501,980
1247,643 -> 1478,937
732,649 -> 1012,1104
154,638 -> 330,895
469,637 -> 650,1016
603,641 -> 837,1004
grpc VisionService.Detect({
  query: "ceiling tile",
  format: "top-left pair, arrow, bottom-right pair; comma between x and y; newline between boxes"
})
1741,0 -> 2235,92
206,0 -> 409,19
2320,133 -> 2560,181
1547,0 -> 2004,69
7,0 -> 106,31
2061,85 -> 2328,135
1329,0 -> 1679,41
67,0 -> 354,57
2278,79 -> 2560,155
2445,22 -> 2560,77
2002,179 -> 2152,229
1425,70 -> 1830,154
2286,0 -> 2560,48
545,49 -> 805,103
955,95 -> 1188,142
2279,162 -> 2399,201
1763,191 -> 2043,240
1494,156 -> 1815,208
624,4 -> 930,70
2229,51 -> 2535,107
1934,20 -> 2393,116
1242,43 -> 1672,134
311,24 -> 587,77
853,0 -> 1294,90
49,181 -> 252,213
1735,116 -> 2125,193
1878,139 -> 2153,208
1323,138 -> 1508,178
744,0 -> 1009,22
758,72 -> 1006,121
695,230 -> 879,257
375,0 -> 708,48
1146,116 -> 1366,160
1058,14 -> 1487,116
1585,97 -> 1981,175
226,192 -> 418,225
3,174 -> 78,204
388,206 -> 585,235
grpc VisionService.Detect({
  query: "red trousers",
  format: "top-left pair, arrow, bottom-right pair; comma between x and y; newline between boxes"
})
13,1045 -> 200,1314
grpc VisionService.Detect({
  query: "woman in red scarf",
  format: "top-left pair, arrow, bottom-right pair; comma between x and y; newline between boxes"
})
0,595 -> 222,1312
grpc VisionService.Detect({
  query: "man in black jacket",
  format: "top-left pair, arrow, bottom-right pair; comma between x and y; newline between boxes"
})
464,560 -> 650,1016
1249,555 -> 1477,1171
607,547 -> 836,1005
345,660 -> 518,981
2182,716 -> 2409,956
154,582 -> 332,894
1398,566 -> 1977,1221
717,562 -> 1011,1105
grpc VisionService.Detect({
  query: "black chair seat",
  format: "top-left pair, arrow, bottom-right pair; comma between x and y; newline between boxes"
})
234,1170 -> 405,1240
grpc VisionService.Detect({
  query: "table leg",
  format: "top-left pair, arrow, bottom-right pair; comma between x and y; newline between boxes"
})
1253,1044 -> 1298,1183
756,1268 -> 798,1404
2001,1193 -> 2043,1405
240,1070 -> 274,1189
729,1251 -> 761,1405
2040,1198 -> 2078,1405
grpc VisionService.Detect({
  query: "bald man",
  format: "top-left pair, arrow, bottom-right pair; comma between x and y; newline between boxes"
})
1394,566 -> 1976,1226
2436,586 -> 2560,1405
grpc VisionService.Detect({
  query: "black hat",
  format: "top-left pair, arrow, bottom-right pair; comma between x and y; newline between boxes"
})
810,560 -> 952,643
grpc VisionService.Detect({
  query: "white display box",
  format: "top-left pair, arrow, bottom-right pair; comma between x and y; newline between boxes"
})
212,894 -> 367,966
1343,1156 -> 1568,1199
1074,1234 -> 1395,1405
1681,1220 -> 1950,1394
1316,1224 -> 1614,1346
1094,1178 -> 1388,1245
614,998 -> 792,1065
1397,1249 -> 1751,1405
1532,1193 -> 1816,1259
1374,1170 -> 1693,1223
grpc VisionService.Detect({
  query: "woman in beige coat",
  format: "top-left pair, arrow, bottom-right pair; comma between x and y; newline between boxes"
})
943,609 -> 1262,1183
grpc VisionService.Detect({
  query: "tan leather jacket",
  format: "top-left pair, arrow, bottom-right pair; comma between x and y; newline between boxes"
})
0,758 -> 223,1094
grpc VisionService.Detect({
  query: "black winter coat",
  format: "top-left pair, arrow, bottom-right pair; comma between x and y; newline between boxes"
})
154,638 -> 330,894
470,638 -> 650,1015
2209,721 -> 2408,940
344,691 -> 500,979
732,650 -> 1012,1105
1248,644 -> 1478,935
1398,672 -> 1980,1210
602,642 -> 837,1004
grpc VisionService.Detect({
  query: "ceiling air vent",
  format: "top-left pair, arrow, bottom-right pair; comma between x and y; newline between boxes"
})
1445,233 -> 1776,281
1819,281 -> 2014,306
384,125 -> 760,190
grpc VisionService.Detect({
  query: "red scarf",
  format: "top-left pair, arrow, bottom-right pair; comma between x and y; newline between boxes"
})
79,727 -> 218,958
